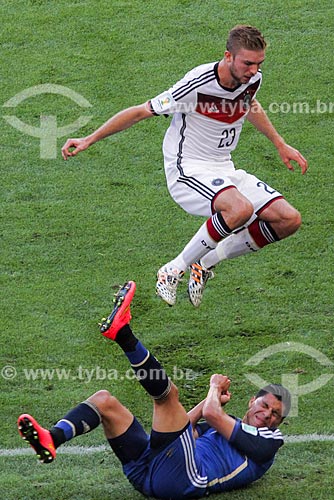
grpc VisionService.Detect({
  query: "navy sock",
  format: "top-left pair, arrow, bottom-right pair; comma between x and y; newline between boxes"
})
115,324 -> 138,352
50,401 -> 101,447
127,342 -> 171,399
115,325 -> 170,399
49,426 -> 66,448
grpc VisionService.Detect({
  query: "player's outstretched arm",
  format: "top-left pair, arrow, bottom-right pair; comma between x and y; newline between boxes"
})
246,99 -> 308,175
61,102 -> 154,160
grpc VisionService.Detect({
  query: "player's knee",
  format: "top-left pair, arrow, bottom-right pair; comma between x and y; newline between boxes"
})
286,207 -> 302,234
168,381 -> 180,401
292,208 -> 302,230
88,389 -> 115,413
239,198 -> 254,225
221,197 -> 253,229
155,381 -> 179,406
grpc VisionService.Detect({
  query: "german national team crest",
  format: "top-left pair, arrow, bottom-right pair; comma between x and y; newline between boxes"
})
212,178 -> 224,186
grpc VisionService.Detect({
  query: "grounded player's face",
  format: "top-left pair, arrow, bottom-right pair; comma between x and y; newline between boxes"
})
243,393 -> 284,428
228,48 -> 265,85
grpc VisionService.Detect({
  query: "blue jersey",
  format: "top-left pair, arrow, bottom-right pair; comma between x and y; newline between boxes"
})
195,418 -> 283,493
122,417 -> 284,499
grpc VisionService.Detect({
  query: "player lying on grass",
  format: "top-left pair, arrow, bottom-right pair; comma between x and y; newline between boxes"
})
18,281 -> 291,499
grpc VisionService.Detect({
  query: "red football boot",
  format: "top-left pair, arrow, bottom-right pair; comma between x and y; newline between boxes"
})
99,281 -> 136,340
18,414 -> 56,463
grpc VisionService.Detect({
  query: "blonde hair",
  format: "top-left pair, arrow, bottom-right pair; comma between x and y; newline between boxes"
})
226,25 -> 267,54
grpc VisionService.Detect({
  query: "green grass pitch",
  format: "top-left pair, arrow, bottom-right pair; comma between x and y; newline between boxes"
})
1,1 -> 334,499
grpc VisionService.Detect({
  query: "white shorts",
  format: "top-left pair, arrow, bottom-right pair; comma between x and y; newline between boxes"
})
164,158 -> 283,218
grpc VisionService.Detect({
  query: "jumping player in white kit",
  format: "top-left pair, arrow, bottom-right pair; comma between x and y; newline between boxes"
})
62,25 -> 308,307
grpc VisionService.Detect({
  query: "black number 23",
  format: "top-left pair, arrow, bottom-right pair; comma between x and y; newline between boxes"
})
218,128 -> 236,148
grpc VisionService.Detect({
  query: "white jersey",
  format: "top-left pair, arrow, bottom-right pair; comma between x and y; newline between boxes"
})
150,62 -> 262,163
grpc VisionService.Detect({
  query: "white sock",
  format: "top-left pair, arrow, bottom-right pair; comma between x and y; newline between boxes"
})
201,228 -> 260,268
170,221 -> 219,271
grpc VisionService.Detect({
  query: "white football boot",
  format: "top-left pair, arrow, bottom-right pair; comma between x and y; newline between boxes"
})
156,264 -> 184,306
188,261 -> 214,307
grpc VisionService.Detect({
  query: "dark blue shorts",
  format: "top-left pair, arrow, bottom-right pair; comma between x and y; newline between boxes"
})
114,420 -> 208,499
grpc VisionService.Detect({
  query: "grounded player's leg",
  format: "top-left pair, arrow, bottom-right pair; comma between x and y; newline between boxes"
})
18,392 -> 145,465
114,324 -> 172,399
100,285 -> 172,400
18,281 -> 169,464
87,390 -> 135,439
100,289 -> 189,432
152,381 -> 189,433
17,400 -> 102,463
99,291 -> 189,465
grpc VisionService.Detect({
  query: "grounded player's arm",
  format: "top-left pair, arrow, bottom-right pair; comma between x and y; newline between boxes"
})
187,399 -> 206,427
246,99 -> 308,174
62,102 -> 154,160
231,423 -> 283,463
187,399 -> 209,437
202,374 -> 234,440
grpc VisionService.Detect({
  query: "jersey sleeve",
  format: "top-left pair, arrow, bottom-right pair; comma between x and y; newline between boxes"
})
149,71 -> 199,116
229,420 -> 284,464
